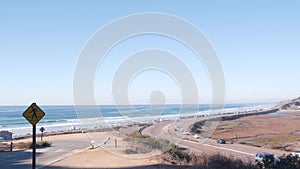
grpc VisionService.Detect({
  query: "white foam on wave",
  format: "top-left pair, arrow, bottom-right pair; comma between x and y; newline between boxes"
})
4,104 -> 274,137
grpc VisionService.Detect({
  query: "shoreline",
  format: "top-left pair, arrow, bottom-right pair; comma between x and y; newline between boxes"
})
0,103 -> 274,138
0,106 -> 279,152
1,104 -> 277,141
2,106 -> 279,144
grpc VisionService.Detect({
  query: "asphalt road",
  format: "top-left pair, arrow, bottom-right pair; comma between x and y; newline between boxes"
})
142,119 -> 286,162
0,136 -> 90,169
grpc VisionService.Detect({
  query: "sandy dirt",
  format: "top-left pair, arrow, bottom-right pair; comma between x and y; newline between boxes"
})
7,130 -> 164,168
47,131 -> 163,168
51,147 -> 161,169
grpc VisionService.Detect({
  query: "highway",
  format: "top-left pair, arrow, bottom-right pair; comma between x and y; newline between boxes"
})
142,119 -> 286,162
0,135 -> 90,169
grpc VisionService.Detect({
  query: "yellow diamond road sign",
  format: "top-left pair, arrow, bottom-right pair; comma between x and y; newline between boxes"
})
23,103 -> 45,125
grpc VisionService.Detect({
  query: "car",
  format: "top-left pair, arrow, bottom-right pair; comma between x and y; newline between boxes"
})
193,134 -> 200,139
182,131 -> 190,135
255,153 -> 280,164
292,151 -> 300,157
217,138 -> 226,144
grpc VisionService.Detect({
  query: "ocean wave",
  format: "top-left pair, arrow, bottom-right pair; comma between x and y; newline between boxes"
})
40,119 -> 69,123
0,104 -> 273,136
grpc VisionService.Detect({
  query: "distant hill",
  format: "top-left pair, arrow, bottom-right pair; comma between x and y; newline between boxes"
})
279,96 -> 300,110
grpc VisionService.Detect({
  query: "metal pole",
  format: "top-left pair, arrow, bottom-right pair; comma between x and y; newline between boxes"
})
10,142 -> 13,152
32,125 -> 36,169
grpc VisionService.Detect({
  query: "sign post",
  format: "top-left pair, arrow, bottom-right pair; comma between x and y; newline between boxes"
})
40,127 -> 45,142
32,124 -> 36,169
22,103 -> 45,169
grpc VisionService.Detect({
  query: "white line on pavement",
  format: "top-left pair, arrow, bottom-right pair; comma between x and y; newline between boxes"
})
183,140 -> 254,156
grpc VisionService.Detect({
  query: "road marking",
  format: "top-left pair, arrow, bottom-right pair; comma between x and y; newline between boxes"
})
72,149 -> 79,153
6,154 -> 17,157
55,149 -> 63,152
37,148 -> 50,153
184,140 -> 254,156
156,120 -> 255,157
37,148 -> 88,169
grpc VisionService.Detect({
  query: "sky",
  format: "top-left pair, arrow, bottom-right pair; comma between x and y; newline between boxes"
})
0,0 -> 300,105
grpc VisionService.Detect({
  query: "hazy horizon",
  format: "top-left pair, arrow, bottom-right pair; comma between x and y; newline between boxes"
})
0,101 -> 280,107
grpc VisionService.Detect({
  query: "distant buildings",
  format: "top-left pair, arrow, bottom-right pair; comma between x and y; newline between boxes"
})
0,131 -> 12,140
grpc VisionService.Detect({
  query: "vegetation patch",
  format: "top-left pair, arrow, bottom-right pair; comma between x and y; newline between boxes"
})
216,122 -> 240,130
190,120 -> 206,134
163,153 -> 300,169
31,141 -> 52,148
124,130 -> 173,154
166,145 -> 191,162
264,141 -> 280,145
123,148 -> 138,154
239,142 -> 261,147
39,141 -> 52,147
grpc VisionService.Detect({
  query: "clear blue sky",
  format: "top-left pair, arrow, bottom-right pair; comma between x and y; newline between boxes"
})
0,1 -> 300,105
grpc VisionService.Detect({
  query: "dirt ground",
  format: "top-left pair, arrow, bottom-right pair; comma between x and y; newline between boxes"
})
51,147 -> 162,169
211,110 -> 300,151
2,131 -> 166,168
47,132 -> 172,169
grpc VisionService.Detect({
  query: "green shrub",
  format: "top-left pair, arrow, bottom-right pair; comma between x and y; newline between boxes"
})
123,149 -> 138,154
125,130 -> 173,152
191,154 -> 258,169
189,153 -> 300,169
167,145 -> 191,162
260,154 -> 300,169
40,141 -> 52,147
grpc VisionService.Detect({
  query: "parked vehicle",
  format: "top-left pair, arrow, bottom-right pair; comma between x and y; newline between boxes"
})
217,138 -> 226,144
255,152 -> 280,164
292,151 -> 300,157
193,134 -> 200,139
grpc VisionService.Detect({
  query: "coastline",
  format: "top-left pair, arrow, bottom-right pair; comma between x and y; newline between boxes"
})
0,103 -> 276,142
3,105 -> 279,145
1,105 -> 298,168
0,105 -> 277,152
0,103 -> 274,138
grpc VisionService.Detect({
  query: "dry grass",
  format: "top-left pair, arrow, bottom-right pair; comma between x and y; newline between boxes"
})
211,111 -> 300,151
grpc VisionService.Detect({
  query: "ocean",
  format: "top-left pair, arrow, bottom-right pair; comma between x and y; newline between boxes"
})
0,103 -> 273,137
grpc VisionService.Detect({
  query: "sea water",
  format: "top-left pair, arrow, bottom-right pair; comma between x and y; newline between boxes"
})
0,103 -> 273,137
